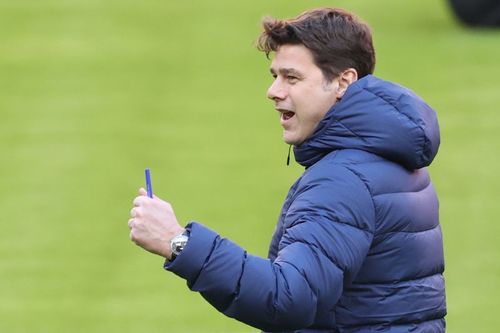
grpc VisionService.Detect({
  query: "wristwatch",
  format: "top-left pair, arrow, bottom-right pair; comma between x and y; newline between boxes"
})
169,231 -> 190,261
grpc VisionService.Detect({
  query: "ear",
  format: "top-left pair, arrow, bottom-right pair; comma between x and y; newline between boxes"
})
336,68 -> 358,99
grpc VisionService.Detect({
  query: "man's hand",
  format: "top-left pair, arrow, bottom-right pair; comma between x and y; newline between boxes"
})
128,188 -> 185,259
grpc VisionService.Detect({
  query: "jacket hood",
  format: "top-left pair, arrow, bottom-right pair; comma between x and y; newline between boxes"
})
294,75 -> 440,169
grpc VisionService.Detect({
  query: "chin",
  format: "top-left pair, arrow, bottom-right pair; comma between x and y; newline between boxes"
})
283,134 -> 302,146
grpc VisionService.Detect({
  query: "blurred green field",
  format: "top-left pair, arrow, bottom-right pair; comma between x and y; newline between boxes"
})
1,0 -> 499,332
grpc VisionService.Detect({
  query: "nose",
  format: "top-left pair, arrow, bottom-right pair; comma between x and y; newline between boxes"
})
267,78 -> 286,101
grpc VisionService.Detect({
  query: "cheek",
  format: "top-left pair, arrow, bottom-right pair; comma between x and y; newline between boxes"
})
290,86 -> 313,112
311,89 -> 338,117
290,84 -> 336,123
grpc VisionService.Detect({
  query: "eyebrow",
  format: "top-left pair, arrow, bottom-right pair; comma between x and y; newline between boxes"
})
270,67 -> 303,77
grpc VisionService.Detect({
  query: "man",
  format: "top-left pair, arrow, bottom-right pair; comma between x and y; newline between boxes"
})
128,8 -> 446,333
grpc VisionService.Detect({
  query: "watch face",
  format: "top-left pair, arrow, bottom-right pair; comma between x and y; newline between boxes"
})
171,243 -> 180,254
171,234 -> 189,255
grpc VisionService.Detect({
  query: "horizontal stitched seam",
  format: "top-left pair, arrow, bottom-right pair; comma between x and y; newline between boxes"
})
376,222 -> 439,236
350,271 -> 443,286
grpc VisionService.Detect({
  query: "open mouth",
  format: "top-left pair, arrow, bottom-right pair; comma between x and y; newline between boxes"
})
281,111 -> 295,121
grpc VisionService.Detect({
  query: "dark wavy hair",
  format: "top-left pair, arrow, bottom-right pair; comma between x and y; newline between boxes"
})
257,8 -> 376,81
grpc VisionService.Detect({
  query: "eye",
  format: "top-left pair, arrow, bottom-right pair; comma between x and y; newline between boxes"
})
287,75 -> 299,83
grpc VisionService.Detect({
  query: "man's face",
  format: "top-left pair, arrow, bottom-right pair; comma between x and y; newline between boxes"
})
267,44 -> 341,145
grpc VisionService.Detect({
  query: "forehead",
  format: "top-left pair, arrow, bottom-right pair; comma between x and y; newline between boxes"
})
270,44 -> 319,73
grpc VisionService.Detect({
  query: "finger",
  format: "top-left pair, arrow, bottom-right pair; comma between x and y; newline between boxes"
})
133,196 -> 145,207
130,207 -> 138,218
139,187 -> 147,196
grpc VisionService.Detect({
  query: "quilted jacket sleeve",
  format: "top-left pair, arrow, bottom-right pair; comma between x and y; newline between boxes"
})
165,165 -> 375,331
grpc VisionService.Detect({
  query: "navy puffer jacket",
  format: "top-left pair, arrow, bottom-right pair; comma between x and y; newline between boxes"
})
166,75 -> 446,332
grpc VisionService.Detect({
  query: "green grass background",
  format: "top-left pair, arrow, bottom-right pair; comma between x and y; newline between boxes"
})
1,0 -> 499,332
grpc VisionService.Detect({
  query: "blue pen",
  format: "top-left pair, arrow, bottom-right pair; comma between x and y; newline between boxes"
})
145,168 -> 153,198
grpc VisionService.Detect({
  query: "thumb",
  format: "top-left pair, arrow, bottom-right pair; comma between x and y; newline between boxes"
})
138,187 -> 148,196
